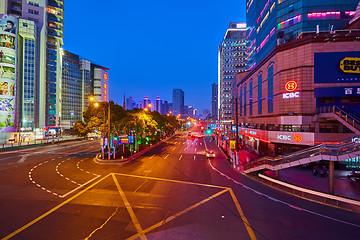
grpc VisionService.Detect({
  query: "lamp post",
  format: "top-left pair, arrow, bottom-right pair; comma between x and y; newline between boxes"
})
90,96 -> 110,160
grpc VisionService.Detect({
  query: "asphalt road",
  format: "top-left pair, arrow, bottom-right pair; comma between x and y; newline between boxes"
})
0,132 -> 360,240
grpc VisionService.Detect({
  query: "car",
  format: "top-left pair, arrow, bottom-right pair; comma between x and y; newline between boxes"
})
206,150 -> 215,158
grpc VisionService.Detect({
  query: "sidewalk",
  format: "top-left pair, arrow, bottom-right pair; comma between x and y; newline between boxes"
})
234,146 -> 360,200
0,135 -> 84,150
264,167 -> 360,200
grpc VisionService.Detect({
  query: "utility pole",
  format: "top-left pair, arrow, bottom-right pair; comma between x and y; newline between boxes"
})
108,101 -> 111,160
235,96 -> 239,166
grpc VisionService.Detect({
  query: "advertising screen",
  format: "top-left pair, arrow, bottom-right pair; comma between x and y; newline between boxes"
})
0,15 -> 17,132
314,52 -> 360,83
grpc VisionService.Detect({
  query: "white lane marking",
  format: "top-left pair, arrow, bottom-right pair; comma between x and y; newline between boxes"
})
149,154 -> 155,159
184,148 -> 187,151
164,154 -> 169,159
179,155 -> 183,160
60,175 -> 101,198
208,160 -> 360,228
77,159 -> 100,177
55,158 -> 81,186
172,147 -> 176,151
195,148 -> 197,152
194,156 -> 196,160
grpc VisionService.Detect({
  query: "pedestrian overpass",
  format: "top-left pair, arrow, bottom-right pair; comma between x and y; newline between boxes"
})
244,137 -> 360,174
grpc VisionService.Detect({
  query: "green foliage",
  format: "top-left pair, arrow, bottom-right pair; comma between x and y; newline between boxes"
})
75,101 -> 180,139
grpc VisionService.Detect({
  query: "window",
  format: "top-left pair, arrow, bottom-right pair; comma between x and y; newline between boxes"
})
249,81 -> 253,116
258,74 -> 262,115
28,9 -> 39,15
239,87 -> 242,117
268,66 -> 273,113
244,85 -> 247,116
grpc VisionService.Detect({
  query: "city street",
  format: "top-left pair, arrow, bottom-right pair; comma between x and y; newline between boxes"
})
0,133 -> 360,240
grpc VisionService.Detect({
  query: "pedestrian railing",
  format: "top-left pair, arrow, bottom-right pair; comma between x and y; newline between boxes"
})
244,136 -> 360,173
0,135 -> 84,149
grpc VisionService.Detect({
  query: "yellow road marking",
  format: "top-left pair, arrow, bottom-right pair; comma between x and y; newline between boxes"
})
2,173 -> 113,240
126,189 -> 229,240
112,174 -> 147,240
228,188 -> 257,240
113,172 -> 227,189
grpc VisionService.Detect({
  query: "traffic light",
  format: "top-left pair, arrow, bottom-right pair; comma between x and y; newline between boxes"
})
206,128 -> 212,135
200,126 -> 204,132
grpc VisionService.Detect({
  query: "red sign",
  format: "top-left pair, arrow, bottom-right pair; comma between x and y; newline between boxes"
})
293,134 -> 303,143
285,81 -> 298,92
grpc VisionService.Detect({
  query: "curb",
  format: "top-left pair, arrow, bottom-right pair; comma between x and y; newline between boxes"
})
94,134 -> 177,164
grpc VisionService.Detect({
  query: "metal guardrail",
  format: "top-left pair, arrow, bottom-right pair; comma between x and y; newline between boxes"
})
0,136 -> 83,149
318,106 -> 360,132
244,136 -> 360,172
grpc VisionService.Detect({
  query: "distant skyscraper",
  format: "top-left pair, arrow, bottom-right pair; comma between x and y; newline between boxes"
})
218,22 -> 247,123
126,96 -> 134,110
162,101 -> 169,115
142,97 -> 150,110
155,97 -> 162,113
172,89 -> 184,115
211,83 -> 218,121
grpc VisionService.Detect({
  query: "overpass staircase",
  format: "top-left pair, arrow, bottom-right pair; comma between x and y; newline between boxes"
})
317,106 -> 360,135
244,136 -> 360,174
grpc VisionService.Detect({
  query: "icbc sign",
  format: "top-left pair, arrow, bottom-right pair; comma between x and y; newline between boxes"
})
283,80 -> 300,99
285,81 -> 298,92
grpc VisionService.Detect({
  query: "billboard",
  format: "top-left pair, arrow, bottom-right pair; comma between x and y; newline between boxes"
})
314,52 -> 360,83
0,15 -> 17,132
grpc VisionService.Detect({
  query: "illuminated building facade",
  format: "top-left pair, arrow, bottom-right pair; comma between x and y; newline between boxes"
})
233,31 -> 360,158
92,64 -> 109,103
61,51 -> 109,129
218,22 -> 247,123
1,0 -> 63,130
246,0 -> 358,70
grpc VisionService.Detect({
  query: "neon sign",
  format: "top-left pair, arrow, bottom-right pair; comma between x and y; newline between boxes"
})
285,80 -> 298,91
283,80 -> 300,99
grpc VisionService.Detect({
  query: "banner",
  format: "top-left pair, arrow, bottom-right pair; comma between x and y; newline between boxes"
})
0,15 -> 17,132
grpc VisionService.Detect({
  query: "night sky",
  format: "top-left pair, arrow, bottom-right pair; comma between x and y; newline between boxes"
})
63,0 -> 246,114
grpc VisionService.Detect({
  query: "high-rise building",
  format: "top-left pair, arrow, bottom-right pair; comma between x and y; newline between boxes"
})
142,97 -> 151,110
154,97 -> 162,113
246,0 -> 358,70
211,83 -> 218,121
61,51 -> 82,127
172,89 -> 184,115
218,22 -> 247,123
61,50 -> 109,128
162,100 -> 169,115
0,0 -> 64,130
126,96 -> 134,110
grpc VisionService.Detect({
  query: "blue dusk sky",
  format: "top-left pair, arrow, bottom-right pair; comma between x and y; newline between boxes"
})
63,0 -> 246,113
